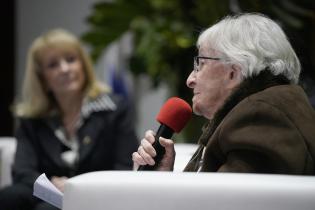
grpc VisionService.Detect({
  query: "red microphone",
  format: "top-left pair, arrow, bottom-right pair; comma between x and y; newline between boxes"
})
138,97 -> 192,171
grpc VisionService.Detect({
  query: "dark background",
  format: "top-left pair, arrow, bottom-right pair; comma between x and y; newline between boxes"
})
1,0 -> 15,136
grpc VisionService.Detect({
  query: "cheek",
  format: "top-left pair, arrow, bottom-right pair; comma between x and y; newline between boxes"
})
194,79 -> 224,108
70,61 -> 85,82
77,67 -> 86,86
75,62 -> 85,77
42,72 -> 57,90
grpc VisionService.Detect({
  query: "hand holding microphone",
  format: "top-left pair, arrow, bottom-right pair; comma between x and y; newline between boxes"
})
134,130 -> 176,171
133,97 -> 192,171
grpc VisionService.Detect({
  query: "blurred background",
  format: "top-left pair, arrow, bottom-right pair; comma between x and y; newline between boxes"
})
2,0 -> 315,142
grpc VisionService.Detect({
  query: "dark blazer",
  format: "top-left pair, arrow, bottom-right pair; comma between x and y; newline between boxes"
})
12,95 -> 139,187
185,72 -> 315,174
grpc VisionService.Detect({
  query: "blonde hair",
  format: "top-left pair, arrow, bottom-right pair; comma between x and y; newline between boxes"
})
14,29 -> 110,118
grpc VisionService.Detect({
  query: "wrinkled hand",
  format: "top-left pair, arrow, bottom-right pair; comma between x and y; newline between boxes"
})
132,130 -> 175,171
51,176 -> 68,192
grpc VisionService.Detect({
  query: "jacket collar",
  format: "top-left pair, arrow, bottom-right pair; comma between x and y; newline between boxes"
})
198,70 -> 291,146
45,94 -> 116,130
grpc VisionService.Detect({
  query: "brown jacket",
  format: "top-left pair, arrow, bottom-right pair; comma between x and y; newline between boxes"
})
184,72 -> 315,174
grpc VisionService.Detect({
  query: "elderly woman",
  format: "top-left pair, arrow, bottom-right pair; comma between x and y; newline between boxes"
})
133,13 -> 315,174
0,29 -> 138,210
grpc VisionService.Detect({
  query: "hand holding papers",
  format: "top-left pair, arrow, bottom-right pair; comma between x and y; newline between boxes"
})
33,173 -> 63,209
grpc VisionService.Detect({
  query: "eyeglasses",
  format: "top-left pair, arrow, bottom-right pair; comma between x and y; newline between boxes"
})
193,56 -> 221,72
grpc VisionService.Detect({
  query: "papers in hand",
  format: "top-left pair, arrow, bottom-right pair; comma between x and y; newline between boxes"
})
33,173 -> 63,209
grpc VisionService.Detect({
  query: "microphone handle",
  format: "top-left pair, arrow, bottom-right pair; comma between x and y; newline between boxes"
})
138,124 -> 173,171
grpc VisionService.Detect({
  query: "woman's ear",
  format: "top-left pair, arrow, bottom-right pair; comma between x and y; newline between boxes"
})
227,64 -> 242,88
230,64 -> 242,79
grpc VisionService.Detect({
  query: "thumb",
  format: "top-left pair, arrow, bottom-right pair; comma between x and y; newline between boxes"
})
157,137 -> 175,171
159,137 -> 174,151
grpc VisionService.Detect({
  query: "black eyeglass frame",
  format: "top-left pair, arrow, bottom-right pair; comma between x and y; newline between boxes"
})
193,56 -> 221,72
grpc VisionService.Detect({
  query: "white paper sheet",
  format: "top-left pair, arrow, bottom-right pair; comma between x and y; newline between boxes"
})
33,173 -> 63,209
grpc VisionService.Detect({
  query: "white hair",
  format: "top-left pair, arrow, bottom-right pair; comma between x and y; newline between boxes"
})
197,13 -> 301,84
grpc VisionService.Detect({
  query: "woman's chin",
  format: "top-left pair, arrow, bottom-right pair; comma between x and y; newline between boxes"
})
192,104 -> 202,116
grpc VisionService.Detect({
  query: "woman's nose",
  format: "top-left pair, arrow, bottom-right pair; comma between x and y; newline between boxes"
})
186,71 -> 195,88
60,60 -> 70,72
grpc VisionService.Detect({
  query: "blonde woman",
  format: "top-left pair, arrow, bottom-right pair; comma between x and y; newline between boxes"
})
0,29 -> 138,210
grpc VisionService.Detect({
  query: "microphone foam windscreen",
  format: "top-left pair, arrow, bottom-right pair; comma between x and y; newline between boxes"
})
156,97 -> 192,133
